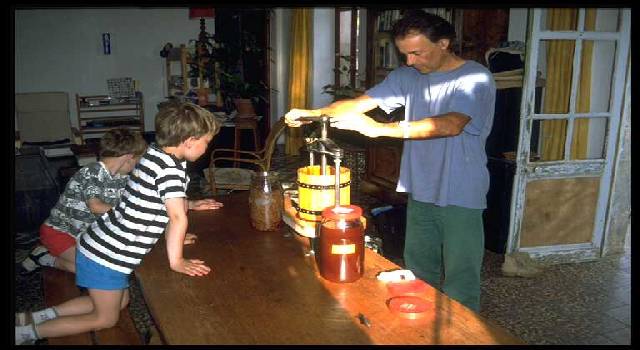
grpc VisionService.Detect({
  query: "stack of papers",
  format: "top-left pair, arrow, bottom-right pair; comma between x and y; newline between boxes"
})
43,147 -> 74,158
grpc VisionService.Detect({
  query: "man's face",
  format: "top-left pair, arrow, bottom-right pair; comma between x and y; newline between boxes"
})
395,33 -> 449,74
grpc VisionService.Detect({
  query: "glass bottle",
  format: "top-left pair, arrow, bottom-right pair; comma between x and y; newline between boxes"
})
248,171 -> 283,231
318,205 -> 364,283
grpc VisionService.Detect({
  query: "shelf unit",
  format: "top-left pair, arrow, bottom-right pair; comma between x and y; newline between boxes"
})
165,44 -> 189,98
366,9 -> 403,87
358,9 -> 409,204
165,44 -> 219,105
75,94 -> 144,143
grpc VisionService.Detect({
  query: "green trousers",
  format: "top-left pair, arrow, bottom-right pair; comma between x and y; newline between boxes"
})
403,196 -> 485,312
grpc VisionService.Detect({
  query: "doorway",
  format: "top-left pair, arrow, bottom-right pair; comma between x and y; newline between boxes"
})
507,9 -> 630,264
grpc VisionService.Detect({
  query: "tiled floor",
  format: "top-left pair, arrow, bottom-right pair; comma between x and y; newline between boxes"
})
14,145 -> 632,345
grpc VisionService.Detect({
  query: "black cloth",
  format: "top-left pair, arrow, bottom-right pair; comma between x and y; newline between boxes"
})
487,51 -> 523,73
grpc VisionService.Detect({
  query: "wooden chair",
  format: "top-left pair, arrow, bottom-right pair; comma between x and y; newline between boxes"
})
206,116 -> 287,193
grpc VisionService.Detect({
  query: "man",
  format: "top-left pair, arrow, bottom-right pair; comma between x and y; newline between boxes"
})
285,10 -> 495,312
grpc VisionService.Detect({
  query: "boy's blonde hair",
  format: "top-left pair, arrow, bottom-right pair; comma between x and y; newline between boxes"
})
99,128 -> 147,158
155,101 -> 221,147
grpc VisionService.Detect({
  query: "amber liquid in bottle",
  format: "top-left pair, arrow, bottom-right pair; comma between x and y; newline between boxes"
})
318,223 -> 364,283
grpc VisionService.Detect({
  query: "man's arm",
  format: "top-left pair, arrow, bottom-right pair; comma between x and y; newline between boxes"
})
285,95 -> 380,127
319,95 -> 380,116
285,93 -> 470,140
330,111 -> 471,139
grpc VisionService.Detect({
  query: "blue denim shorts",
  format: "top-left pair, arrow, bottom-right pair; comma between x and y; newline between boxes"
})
76,250 -> 130,290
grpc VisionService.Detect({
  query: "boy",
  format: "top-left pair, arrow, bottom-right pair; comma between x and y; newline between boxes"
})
15,102 -> 222,345
21,128 -> 148,274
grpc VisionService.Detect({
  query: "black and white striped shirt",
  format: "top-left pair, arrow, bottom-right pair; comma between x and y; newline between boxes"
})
77,144 -> 189,274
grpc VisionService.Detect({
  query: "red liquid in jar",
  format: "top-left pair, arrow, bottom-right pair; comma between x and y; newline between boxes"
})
318,224 -> 364,283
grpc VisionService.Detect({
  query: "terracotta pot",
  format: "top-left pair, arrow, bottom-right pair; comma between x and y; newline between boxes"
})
234,98 -> 257,117
197,88 -> 209,107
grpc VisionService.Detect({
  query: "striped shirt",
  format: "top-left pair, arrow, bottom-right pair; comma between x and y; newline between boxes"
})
77,144 -> 189,274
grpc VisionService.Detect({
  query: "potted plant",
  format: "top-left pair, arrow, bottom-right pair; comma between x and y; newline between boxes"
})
220,71 -> 272,117
322,55 -> 365,101
205,21 -> 276,117
321,84 -> 365,101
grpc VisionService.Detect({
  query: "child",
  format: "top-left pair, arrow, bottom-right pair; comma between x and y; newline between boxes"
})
21,128 -> 148,274
15,102 -> 222,345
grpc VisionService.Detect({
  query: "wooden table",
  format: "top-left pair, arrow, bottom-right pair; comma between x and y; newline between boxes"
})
135,192 -> 524,345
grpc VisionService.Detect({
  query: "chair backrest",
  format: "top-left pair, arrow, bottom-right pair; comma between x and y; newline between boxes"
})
15,92 -> 71,143
207,116 -> 287,194
263,116 -> 287,171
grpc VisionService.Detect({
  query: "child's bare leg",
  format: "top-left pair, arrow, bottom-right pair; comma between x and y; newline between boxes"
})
51,295 -> 94,317
54,246 -> 76,273
52,287 -> 130,318
120,288 -> 130,309
36,288 -> 125,339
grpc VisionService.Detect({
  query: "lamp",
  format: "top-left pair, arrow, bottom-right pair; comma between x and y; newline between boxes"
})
189,7 -> 215,46
189,8 -> 216,107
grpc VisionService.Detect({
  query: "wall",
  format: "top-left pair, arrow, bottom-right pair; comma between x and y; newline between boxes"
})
588,9 -> 619,158
311,8 -> 335,109
507,8 -> 527,42
15,8 -> 203,131
357,9 -> 368,88
269,8 -> 335,143
270,8 -> 291,125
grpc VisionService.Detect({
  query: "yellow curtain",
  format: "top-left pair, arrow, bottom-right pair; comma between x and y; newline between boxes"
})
541,9 -> 596,161
571,9 -> 596,159
285,9 -> 313,156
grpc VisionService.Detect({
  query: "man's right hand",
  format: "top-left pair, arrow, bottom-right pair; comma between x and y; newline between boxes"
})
284,108 -> 320,127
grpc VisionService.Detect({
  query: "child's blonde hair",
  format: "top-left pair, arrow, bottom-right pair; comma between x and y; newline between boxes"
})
154,102 -> 221,147
99,128 -> 147,158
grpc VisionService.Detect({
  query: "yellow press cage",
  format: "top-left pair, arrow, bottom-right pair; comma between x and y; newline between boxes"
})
296,165 -> 350,222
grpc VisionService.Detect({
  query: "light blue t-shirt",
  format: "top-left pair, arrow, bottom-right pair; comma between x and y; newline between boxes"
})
366,61 -> 496,209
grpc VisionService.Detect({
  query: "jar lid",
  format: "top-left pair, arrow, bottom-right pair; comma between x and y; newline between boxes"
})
321,205 -> 363,221
387,279 -> 429,297
387,296 -> 432,319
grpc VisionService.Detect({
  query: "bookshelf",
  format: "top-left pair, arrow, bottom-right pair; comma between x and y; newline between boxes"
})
75,94 -> 144,143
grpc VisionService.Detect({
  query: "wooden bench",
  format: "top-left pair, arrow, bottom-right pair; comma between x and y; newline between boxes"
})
42,267 -> 144,345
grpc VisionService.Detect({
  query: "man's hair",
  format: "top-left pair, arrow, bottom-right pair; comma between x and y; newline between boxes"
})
154,101 -> 221,147
99,128 -> 147,158
392,10 -> 457,49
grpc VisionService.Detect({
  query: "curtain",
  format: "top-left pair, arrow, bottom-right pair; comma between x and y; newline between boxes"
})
285,9 -> 313,156
572,9 -> 596,159
540,9 -> 595,161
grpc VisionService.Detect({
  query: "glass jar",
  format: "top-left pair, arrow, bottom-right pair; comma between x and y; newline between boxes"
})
248,171 -> 283,231
317,205 -> 364,283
